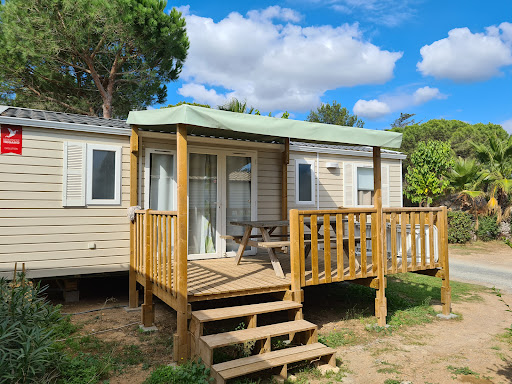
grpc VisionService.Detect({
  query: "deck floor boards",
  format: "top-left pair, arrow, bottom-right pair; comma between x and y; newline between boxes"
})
138,251 -> 437,302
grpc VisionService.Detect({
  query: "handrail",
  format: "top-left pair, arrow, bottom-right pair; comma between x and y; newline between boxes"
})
383,207 -> 443,212
289,207 -> 448,291
134,209 -> 178,215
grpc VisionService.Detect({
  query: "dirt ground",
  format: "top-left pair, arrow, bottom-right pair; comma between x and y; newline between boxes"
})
449,241 -> 512,269
57,281 -> 512,384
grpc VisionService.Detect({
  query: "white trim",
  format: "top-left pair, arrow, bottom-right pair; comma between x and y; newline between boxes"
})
399,159 -> 403,207
0,115 -> 130,136
138,136 -> 143,206
144,148 -> 177,210
290,142 -> 407,160
295,159 -> 316,206
354,163 -> 374,208
86,144 -> 122,205
316,152 -> 320,210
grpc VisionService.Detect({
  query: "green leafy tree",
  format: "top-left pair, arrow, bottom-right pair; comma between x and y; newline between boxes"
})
390,113 -> 417,128
0,0 -> 189,118
307,100 -> 364,127
405,140 -> 454,207
390,120 -> 508,166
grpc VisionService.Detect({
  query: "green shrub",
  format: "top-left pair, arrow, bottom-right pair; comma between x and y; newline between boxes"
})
0,274 -> 63,384
476,215 -> 499,241
144,361 -> 212,384
447,211 -> 474,244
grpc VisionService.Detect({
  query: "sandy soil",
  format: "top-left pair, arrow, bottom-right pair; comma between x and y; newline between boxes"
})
331,293 -> 512,384
449,241 -> 512,269
58,286 -> 512,384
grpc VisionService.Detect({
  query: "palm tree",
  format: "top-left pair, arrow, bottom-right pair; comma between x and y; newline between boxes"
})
218,98 -> 256,114
447,157 -> 486,228
472,135 -> 512,222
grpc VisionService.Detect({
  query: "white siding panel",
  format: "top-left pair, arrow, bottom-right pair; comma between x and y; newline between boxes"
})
0,125 -> 131,278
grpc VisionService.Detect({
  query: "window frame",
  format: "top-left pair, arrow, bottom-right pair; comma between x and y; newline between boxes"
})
354,164 -> 374,207
295,159 -> 316,205
144,148 -> 177,210
86,144 -> 122,205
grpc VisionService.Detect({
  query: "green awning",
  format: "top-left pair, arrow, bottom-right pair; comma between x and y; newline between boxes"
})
127,105 -> 402,148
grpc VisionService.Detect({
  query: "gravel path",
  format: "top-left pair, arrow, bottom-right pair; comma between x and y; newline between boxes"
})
450,258 -> 512,293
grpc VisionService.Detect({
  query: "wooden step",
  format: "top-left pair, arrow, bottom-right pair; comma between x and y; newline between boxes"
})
201,319 -> 316,349
191,301 -> 302,323
211,343 -> 336,384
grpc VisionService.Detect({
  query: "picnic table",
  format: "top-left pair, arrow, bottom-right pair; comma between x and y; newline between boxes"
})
226,218 -> 364,279
226,220 -> 289,278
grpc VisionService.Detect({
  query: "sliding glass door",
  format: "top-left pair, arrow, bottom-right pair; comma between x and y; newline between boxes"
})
146,147 -> 256,260
188,153 -> 219,257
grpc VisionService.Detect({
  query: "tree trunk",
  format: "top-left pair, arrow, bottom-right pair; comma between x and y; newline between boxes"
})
102,102 -> 112,118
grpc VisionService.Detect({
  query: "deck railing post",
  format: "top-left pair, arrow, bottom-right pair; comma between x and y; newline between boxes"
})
289,209 -> 302,302
142,209 -> 154,326
373,147 -> 387,327
440,206 -> 452,315
175,124 -> 189,362
129,125 -> 139,308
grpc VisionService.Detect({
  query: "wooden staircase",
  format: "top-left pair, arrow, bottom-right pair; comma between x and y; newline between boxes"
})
190,300 -> 337,384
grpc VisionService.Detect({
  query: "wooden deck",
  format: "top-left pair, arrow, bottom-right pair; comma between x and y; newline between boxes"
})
187,253 -> 292,301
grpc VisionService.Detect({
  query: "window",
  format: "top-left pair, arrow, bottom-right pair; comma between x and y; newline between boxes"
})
144,150 -> 176,211
86,144 -> 122,205
357,166 -> 374,206
295,159 -> 315,204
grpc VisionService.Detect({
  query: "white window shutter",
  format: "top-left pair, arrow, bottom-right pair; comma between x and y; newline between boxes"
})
343,162 -> 354,207
382,165 -> 390,207
63,142 -> 86,207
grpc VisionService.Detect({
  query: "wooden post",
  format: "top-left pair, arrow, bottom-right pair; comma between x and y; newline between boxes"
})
373,147 -> 387,326
440,206 -> 452,315
141,209 -> 154,326
281,138 -> 289,235
129,125 -> 139,308
174,124 -> 189,362
289,209 -> 302,302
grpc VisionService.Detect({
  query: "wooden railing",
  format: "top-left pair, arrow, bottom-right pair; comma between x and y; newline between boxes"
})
133,210 -> 178,299
289,207 -> 448,289
382,207 -> 446,274
289,208 -> 379,287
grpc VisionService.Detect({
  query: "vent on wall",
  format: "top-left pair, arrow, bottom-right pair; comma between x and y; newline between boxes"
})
325,162 -> 339,169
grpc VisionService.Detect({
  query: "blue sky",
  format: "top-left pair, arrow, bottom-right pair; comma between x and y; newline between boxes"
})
161,1 -> 512,131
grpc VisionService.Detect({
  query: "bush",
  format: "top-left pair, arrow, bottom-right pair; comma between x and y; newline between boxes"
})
0,274 -> 62,383
144,361 -> 212,384
477,215 -> 500,241
447,211 -> 474,244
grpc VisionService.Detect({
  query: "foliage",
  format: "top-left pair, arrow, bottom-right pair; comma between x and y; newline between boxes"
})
144,361 -> 212,384
446,365 -> 479,377
307,100 -> 364,127
476,215 -> 499,241
389,119 -> 508,166
447,211 -> 474,244
404,140 -> 454,206
318,328 -> 358,347
0,274 -> 62,383
56,352 -> 113,384
473,135 -> 512,222
217,97 -> 289,118
390,112 -> 417,128
166,101 -> 211,109
0,0 -> 189,118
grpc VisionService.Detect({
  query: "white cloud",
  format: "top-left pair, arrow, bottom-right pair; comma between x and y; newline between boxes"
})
177,6 -> 403,112
353,86 -> 447,119
412,86 -> 447,105
315,0 -> 416,27
501,118 -> 512,133
353,99 -> 391,119
417,23 -> 512,82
